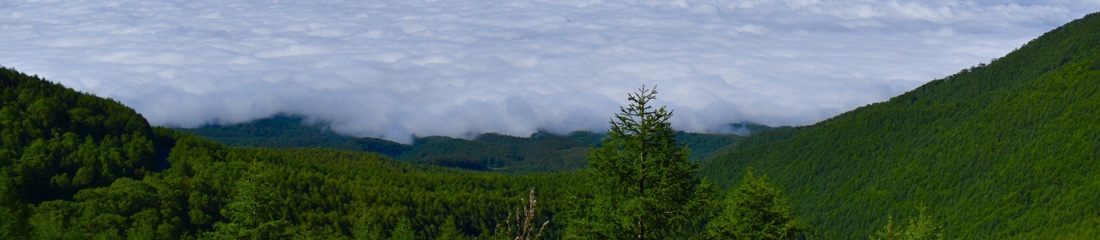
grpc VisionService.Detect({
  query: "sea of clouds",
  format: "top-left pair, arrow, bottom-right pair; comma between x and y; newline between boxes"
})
2,0 -> 1098,143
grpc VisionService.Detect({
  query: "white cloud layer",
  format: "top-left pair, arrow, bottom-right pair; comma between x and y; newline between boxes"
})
2,0 -> 1098,143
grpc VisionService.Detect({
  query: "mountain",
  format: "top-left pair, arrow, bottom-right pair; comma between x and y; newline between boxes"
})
176,115 -> 411,156
0,66 -> 583,239
178,115 -> 762,173
8,10 -> 1099,238
1,66 -> 172,237
0,65 -> 757,238
0,67 -> 172,203
700,12 -> 1100,239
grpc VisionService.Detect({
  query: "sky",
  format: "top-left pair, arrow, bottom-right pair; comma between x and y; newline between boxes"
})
2,0 -> 1099,143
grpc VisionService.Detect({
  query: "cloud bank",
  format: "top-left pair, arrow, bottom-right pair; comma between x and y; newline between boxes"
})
2,0 -> 1097,143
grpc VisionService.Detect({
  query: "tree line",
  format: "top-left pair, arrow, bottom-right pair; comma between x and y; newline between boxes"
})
3,70 -> 853,239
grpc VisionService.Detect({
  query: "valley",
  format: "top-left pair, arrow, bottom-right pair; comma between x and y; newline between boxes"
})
1,10 -> 1098,240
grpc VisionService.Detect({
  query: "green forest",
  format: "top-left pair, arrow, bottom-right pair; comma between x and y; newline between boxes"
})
700,10 -> 1100,239
0,68 -> 796,239
1,10 -> 1099,240
177,115 -> 756,173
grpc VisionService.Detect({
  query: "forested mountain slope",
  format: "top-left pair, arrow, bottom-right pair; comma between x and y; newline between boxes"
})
180,116 -> 757,173
0,67 -> 582,239
1,67 -> 168,238
700,12 -> 1100,239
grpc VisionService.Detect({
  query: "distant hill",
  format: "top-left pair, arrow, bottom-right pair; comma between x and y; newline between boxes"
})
175,115 -> 411,156
178,115 -> 766,173
700,12 -> 1100,238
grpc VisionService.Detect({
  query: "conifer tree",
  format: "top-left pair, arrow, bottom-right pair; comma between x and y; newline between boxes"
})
437,218 -> 469,240
870,207 -> 942,240
568,85 -> 709,239
705,170 -> 804,240
390,218 -> 416,240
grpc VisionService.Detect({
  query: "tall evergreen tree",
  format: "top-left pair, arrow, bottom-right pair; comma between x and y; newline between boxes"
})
567,86 -> 709,239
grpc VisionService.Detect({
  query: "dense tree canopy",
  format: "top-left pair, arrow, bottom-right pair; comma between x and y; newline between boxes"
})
0,66 -> 585,239
705,170 -> 805,240
870,208 -> 943,240
3,10 -> 1099,240
1,67 -> 161,238
700,11 -> 1100,239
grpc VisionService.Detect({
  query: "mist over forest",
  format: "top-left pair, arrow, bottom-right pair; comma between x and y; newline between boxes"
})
4,0 -> 1097,143
3,1 -> 1100,239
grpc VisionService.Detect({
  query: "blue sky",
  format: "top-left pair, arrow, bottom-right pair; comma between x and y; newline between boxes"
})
2,0 -> 1098,143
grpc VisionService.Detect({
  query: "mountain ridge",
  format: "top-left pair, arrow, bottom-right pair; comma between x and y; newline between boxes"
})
177,114 -> 767,173
700,11 -> 1100,239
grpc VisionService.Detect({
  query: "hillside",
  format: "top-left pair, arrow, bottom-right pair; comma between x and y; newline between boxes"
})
176,115 -> 411,156
700,12 -> 1100,239
179,115 -> 759,173
0,66 -> 585,239
0,66 -> 168,202
1,67 -> 166,237
0,65 -> 770,239
7,10 -> 1100,238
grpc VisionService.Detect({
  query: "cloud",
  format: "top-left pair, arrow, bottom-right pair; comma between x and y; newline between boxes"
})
1,0 -> 1098,143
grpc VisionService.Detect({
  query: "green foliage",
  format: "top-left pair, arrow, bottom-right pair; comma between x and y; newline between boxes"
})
870,208 -> 942,240
1,66 -> 162,238
0,180 -> 33,239
1,66 -> 590,239
352,214 -> 387,240
179,116 -> 752,174
436,218 -> 470,240
567,86 -> 710,239
390,218 -> 416,240
5,10 -> 1100,240
705,170 -> 804,240
675,131 -> 747,161
700,12 -> 1100,239
211,159 -> 294,239
22,133 -> 587,239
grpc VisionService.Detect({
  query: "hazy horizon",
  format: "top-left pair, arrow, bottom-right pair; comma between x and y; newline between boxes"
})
3,0 -> 1098,143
